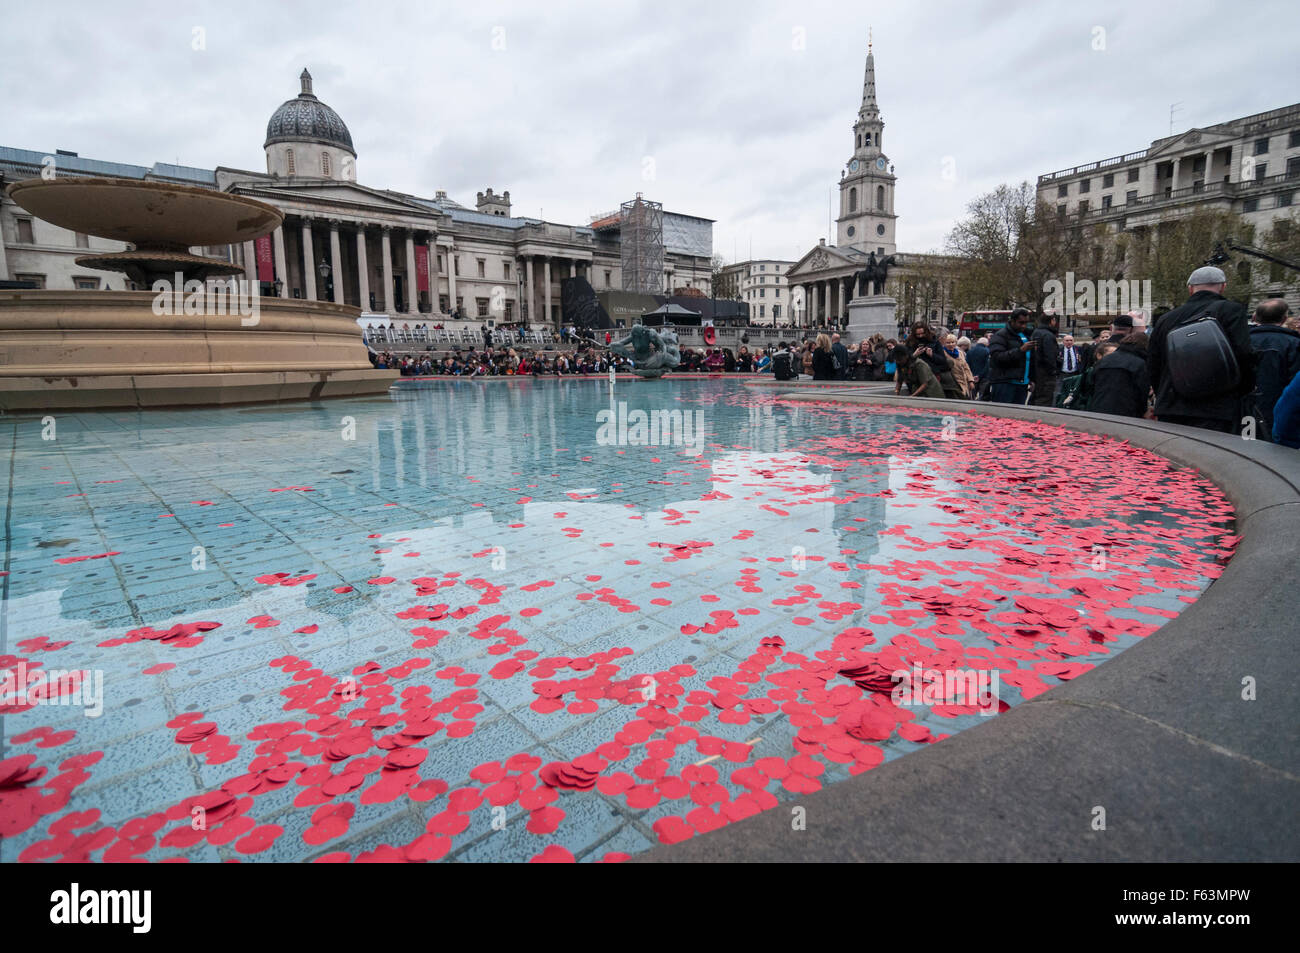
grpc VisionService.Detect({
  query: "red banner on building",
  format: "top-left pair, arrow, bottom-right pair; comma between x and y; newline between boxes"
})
255,235 -> 274,283
415,245 -> 429,293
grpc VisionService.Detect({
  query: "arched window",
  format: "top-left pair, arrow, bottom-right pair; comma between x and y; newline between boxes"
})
286,149 -> 295,175
876,185 -> 885,210
849,187 -> 858,212
865,133 -> 871,147
856,134 -> 861,149
322,152 -> 331,177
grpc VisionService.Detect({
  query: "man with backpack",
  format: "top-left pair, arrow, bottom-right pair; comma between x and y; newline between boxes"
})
1146,266 -> 1254,434
1248,299 -> 1300,441
771,342 -> 797,381
831,333 -> 850,381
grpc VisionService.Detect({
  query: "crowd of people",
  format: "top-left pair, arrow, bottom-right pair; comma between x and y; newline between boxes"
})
369,269 -> 1300,448
370,347 -> 637,377
952,265 -> 1298,447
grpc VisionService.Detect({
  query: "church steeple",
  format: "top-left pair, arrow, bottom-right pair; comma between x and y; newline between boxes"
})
837,36 -> 896,256
860,33 -> 879,123
853,39 -> 885,158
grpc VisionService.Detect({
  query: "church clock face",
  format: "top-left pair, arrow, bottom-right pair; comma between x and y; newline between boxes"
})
848,159 -> 860,173
875,157 -> 887,171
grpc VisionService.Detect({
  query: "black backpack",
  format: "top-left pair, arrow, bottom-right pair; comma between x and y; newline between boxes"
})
1165,311 -> 1241,399
772,352 -> 794,380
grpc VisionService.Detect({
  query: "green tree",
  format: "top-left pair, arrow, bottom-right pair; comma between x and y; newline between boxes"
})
945,181 -> 1084,314
1125,207 -> 1254,309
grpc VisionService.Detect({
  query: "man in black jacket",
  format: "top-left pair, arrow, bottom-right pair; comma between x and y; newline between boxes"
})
1029,313 -> 1061,405
1249,299 -> 1300,440
1089,333 -> 1150,418
831,333 -> 850,381
1147,266 -> 1253,434
986,308 -> 1035,404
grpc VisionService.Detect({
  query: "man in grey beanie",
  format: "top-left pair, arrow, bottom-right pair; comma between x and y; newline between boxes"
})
1146,265 -> 1254,434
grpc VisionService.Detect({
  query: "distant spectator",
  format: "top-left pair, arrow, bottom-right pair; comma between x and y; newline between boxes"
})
942,333 -> 974,398
967,335 -> 991,399
1248,298 -> 1300,440
1271,370 -> 1300,448
987,309 -> 1035,405
831,333 -> 850,381
1029,312 -> 1061,406
1089,334 -> 1150,418
812,333 -> 837,380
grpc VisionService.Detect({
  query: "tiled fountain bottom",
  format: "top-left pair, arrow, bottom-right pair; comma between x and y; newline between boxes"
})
0,380 -> 1235,861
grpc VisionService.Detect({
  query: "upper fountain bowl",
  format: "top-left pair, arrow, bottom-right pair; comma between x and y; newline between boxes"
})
6,177 -> 284,248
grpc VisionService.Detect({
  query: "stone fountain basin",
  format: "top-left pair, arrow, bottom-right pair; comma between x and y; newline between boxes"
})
5,177 -> 283,247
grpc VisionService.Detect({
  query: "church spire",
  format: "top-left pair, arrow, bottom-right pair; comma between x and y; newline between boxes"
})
860,42 -> 880,122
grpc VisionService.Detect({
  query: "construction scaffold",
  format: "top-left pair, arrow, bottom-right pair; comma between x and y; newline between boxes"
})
619,193 -> 664,295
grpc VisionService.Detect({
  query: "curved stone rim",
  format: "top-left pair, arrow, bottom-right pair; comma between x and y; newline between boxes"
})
640,392 -> 1300,863
5,176 -> 285,246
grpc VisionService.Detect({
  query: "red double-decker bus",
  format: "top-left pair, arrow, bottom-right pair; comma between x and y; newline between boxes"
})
958,310 -> 1014,339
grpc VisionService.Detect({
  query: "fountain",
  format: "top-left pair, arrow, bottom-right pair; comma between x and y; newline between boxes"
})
608,324 -> 681,378
0,176 -> 396,411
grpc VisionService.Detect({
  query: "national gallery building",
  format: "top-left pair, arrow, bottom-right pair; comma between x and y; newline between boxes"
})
0,69 -> 714,325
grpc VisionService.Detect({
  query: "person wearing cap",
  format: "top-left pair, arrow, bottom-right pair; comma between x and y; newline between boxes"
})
1146,265 -> 1254,434
1109,314 -> 1135,343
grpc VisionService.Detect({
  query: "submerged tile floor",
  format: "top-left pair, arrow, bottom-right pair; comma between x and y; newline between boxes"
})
0,380 -> 1236,861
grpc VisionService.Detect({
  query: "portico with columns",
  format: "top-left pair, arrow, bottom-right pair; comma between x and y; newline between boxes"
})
208,69 -> 709,327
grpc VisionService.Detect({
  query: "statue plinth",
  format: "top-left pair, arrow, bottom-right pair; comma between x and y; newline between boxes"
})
847,295 -> 898,342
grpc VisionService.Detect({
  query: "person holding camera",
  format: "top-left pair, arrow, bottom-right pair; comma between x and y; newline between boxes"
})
905,323 -> 962,398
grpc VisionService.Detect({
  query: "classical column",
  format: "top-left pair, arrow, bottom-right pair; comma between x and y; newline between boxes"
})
810,284 -> 819,328
380,226 -> 394,314
526,257 -> 535,324
569,261 -> 576,279
272,226 -> 288,297
543,258 -> 552,325
301,218 -> 317,300
242,240 -> 256,284
329,221 -> 343,304
404,232 -> 418,313
431,234 -> 447,312
356,227 -> 371,311
446,245 -> 458,314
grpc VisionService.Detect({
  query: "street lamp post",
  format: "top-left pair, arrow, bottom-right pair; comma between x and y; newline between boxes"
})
318,258 -> 333,303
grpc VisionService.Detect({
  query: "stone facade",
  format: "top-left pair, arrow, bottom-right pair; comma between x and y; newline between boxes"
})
1037,103 -> 1300,231
717,259 -> 795,324
0,70 -> 713,324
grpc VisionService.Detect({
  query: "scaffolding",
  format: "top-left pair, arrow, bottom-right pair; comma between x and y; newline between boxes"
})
620,194 -> 664,295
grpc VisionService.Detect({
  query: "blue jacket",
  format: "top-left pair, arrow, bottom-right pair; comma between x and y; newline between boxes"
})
967,343 -> 990,378
1249,324 -> 1300,433
1272,371 -> 1300,449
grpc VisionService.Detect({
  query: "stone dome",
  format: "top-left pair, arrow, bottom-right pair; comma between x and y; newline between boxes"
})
264,69 -> 355,156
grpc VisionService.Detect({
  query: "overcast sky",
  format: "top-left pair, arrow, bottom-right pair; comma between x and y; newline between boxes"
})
3,0 -> 1298,263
